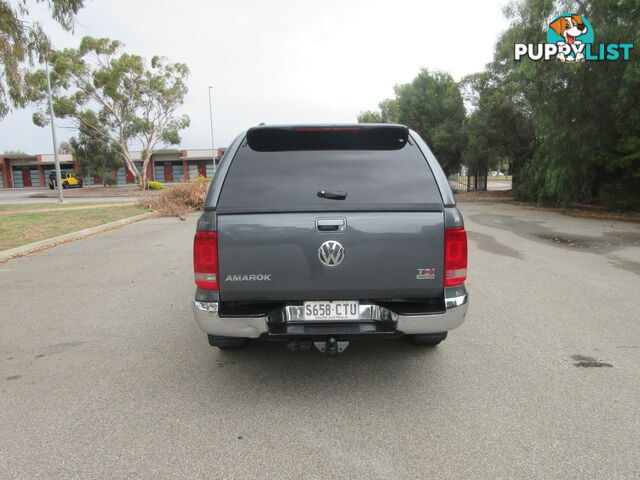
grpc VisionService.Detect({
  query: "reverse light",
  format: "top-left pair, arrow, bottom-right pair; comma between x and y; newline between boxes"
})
444,227 -> 467,287
194,230 -> 219,290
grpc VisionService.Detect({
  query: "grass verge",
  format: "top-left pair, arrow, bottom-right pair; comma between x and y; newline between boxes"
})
30,186 -> 161,198
0,201 -> 136,213
0,206 -> 148,251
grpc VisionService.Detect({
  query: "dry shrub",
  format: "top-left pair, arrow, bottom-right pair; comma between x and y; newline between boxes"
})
139,181 -> 210,220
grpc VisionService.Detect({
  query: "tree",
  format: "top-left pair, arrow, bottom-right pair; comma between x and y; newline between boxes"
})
356,69 -> 466,175
357,110 -> 384,123
0,0 -> 84,118
58,141 -> 72,154
26,36 -> 190,187
69,116 -> 122,185
358,99 -> 399,123
493,0 -> 640,208
461,71 -> 534,186
394,69 -> 467,175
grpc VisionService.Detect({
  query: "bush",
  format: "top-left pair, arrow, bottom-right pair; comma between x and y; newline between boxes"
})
193,175 -> 212,184
139,180 -> 210,219
599,177 -> 640,211
147,181 -> 166,190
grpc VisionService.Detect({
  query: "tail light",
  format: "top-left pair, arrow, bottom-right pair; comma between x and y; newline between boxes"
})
444,227 -> 467,287
194,230 -> 219,290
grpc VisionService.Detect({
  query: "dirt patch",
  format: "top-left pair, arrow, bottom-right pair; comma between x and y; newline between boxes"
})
534,234 -> 599,249
455,190 -> 516,202
572,354 -> 612,368
534,231 -> 640,252
523,205 -> 640,224
457,190 -> 640,223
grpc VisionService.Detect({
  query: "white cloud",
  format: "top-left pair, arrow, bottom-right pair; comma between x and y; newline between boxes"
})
1,0 -> 507,153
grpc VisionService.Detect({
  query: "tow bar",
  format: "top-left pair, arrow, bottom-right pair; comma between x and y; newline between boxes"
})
286,337 -> 350,356
314,337 -> 349,356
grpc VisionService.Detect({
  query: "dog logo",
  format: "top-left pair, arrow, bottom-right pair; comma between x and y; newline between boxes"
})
547,14 -> 592,62
514,13 -> 634,62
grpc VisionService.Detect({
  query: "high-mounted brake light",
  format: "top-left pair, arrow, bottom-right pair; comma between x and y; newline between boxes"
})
194,230 -> 219,290
444,227 -> 467,287
292,127 -> 362,132
246,125 -> 408,151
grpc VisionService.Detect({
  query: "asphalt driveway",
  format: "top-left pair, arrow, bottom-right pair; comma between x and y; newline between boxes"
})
1,202 -> 639,479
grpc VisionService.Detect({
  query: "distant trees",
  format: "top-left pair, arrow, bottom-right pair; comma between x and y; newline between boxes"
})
357,110 -> 384,123
358,69 -> 466,175
492,0 -> 640,209
26,36 -> 190,187
69,121 -> 122,185
358,99 -> 399,124
0,0 -> 84,118
58,142 -> 72,154
460,71 -> 534,186
358,1 -> 639,209
395,70 -> 466,176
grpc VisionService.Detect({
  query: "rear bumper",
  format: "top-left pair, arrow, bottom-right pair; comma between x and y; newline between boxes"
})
193,287 -> 469,338
396,292 -> 468,334
193,300 -> 268,338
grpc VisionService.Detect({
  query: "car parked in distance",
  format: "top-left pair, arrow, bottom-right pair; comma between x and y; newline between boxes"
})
49,172 -> 83,189
193,124 -> 468,355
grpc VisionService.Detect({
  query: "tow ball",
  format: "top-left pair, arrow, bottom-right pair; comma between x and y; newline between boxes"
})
286,337 -> 349,355
313,337 -> 349,356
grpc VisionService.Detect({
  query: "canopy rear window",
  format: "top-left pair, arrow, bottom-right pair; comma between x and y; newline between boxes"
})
217,134 -> 443,213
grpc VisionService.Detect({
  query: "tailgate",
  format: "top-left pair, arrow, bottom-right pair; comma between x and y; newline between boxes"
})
218,211 -> 444,302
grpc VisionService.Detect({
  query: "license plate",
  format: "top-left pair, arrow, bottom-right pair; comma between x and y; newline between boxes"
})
303,301 -> 359,321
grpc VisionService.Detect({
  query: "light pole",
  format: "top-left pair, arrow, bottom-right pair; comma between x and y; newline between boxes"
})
207,86 -> 216,176
45,56 -> 64,203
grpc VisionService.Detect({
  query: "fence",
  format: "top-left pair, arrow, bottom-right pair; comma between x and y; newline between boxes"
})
448,169 -> 487,193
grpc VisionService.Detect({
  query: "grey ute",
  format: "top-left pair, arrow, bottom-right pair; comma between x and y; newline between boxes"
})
192,124 -> 469,355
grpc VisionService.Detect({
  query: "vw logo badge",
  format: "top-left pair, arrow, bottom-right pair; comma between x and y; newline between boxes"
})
318,240 -> 345,267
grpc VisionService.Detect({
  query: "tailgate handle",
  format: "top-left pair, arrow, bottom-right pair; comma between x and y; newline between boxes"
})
318,190 -> 347,200
316,218 -> 346,232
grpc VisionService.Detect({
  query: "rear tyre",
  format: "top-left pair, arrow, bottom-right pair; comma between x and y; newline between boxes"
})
49,185 -> 54,190
407,332 -> 447,346
207,335 -> 250,350
62,182 -> 69,189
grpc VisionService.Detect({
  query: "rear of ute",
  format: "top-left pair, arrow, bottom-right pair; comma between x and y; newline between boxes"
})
192,124 -> 468,354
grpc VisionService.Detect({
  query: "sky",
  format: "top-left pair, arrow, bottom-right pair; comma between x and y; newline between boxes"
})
1,0 -> 508,154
